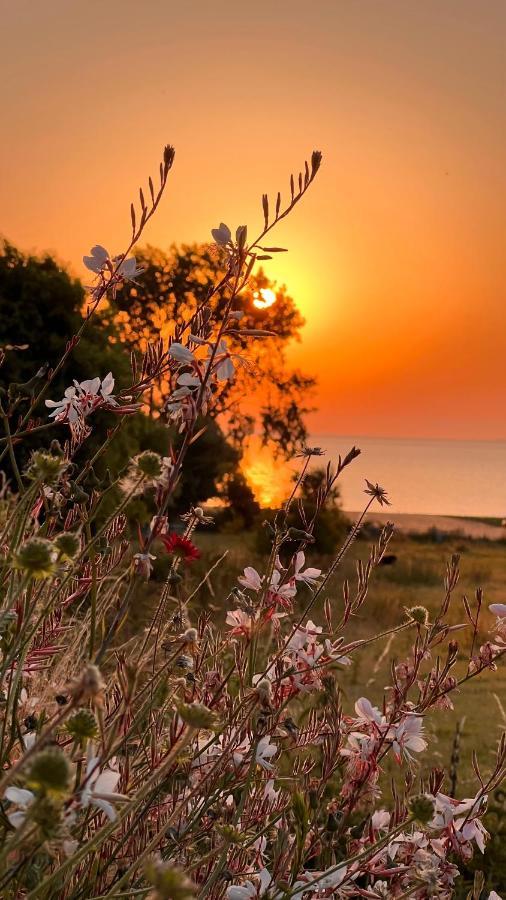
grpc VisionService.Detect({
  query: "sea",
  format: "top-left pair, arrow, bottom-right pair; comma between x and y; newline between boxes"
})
309,436 -> 506,519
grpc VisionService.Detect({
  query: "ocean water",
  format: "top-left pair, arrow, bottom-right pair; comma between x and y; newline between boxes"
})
310,436 -> 506,518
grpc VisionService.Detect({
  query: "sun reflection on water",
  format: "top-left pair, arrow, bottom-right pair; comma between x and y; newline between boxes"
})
241,438 -> 295,507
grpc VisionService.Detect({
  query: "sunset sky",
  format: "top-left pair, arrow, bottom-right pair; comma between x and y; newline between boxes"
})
2,1 -> 506,440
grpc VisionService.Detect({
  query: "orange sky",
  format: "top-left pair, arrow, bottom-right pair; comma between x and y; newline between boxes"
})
1,0 -> 506,440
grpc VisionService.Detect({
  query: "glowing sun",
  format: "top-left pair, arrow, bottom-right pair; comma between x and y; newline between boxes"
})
253,287 -> 276,309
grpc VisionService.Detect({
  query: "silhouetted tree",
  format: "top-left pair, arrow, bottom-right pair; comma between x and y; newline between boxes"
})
112,243 -> 316,455
0,242 -> 239,510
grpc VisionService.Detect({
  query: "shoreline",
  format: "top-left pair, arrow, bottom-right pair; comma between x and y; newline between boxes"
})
345,511 -> 505,541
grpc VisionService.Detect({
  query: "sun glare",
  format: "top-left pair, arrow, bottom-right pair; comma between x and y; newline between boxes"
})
253,287 -> 276,309
241,438 -> 294,507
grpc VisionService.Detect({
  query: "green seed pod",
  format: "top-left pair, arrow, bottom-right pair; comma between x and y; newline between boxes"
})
14,538 -> 56,579
65,708 -> 99,743
135,451 -> 163,478
176,702 -> 218,731
407,605 -> 429,625
27,451 -> 68,484
144,858 -> 196,900
27,748 -> 71,797
54,532 -> 80,560
409,794 -> 435,825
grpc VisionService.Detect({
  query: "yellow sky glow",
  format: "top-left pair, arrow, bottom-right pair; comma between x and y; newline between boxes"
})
1,0 -> 506,439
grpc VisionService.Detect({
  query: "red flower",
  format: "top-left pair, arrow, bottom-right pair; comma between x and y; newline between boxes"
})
161,532 -> 200,563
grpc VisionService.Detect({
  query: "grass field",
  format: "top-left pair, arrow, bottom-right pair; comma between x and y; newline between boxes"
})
185,526 -> 506,792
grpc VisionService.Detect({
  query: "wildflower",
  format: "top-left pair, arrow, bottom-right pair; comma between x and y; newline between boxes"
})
27,748 -> 72,797
211,222 -> 232,246
83,245 -> 142,282
161,532 -> 200,563
4,785 -> 36,828
490,604 -> 506,617
364,479 -> 391,506
293,552 -> 321,586
169,342 -> 195,364
81,752 -> 127,821
83,244 -> 109,273
295,446 -> 325,457
255,735 -> 277,771
116,254 -> 143,282
226,609 -> 255,638
45,373 -> 118,429
354,697 -> 384,725
238,566 -> 263,592
390,715 -> 427,763
212,339 -> 235,382
226,883 -> 256,900
133,551 -> 156,579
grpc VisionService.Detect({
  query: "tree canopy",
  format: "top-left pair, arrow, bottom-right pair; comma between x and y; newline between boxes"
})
111,243 -> 316,454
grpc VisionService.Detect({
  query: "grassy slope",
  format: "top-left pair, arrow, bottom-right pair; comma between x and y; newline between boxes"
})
190,529 -> 506,789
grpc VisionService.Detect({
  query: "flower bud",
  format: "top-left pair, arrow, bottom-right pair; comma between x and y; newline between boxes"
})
255,678 -> 272,703
70,663 -> 105,706
176,702 -> 218,731
182,628 -> 198,645
292,791 -> 308,828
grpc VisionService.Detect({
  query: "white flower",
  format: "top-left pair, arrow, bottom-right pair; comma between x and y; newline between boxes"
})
238,567 -> 263,592
489,604 -> 506,618
226,883 -> 256,900
83,246 -> 142,282
83,245 -> 109,273
354,697 -> 384,725
255,736 -> 277,771
169,342 -> 195,364
4,786 -> 36,828
45,374 -> 117,424
213,339 -> 235,382
211,223 -> 232,246
226,609 -> 255,637
177,372 -> 201,388
390,715 -> 427,763
81,754 -> 127,822
116,255 -> 143,282
45,386 -> 81,422
293,552 -> 321,586
488,892 -> 502,899
263,779 -> 279,803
